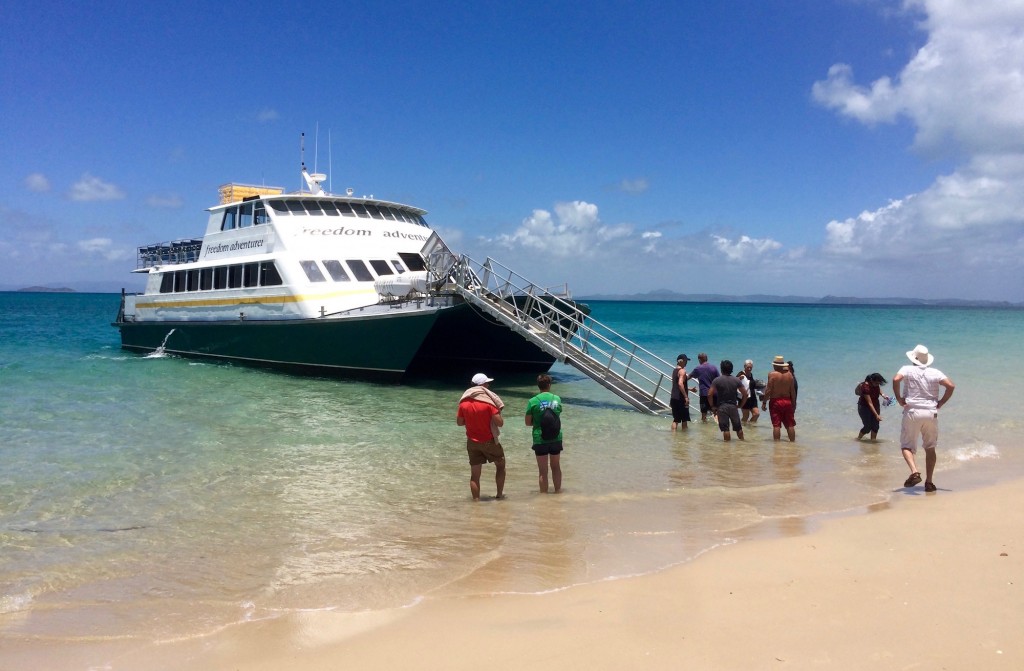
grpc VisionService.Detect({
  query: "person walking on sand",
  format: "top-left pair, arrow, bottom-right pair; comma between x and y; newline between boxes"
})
689,353 -> 720,422
762,355 -> 797,441
856,373 -> 890,441
457,373 -> 506,501
708,359 -> 748,441
892,345 -> 955,492
525,374 -> 563,493
738,359 -> 761,424
670,354 -> 697,431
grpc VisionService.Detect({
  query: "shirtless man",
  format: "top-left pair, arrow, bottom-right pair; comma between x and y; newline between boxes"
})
762,355 -> 797,441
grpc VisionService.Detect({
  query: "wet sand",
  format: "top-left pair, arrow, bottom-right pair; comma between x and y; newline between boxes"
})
17,476 -> 1020,670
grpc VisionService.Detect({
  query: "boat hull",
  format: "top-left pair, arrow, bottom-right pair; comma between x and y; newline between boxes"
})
115,309 -> 442,382
114,298 -> 578,381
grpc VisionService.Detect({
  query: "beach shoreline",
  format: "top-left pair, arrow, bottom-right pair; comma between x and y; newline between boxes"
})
7,474 -> 1021,670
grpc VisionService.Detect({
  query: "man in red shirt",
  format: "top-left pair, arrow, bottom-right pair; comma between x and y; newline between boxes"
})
457,373 -> 506,501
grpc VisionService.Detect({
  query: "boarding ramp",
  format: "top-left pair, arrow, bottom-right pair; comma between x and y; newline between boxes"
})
421,234 -> 674,414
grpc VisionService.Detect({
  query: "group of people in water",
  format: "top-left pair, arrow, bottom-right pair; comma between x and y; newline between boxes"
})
672,345 -> 957,493
455,344 -> 956,500
671,353 -> 798,442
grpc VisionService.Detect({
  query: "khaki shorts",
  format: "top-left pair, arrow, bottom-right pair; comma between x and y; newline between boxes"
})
467,438 -> 505,466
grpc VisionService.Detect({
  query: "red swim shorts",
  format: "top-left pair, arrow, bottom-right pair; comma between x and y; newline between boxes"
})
769,398 -> 796,428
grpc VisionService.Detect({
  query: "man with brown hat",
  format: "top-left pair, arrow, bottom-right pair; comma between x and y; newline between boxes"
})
762,355 -> 797,441
892,345 -> 955,492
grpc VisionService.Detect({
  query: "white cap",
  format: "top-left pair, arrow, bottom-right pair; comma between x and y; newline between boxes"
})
471,373 -> 494,386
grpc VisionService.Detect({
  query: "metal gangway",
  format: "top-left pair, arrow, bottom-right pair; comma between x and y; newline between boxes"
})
422,234 -> 675,415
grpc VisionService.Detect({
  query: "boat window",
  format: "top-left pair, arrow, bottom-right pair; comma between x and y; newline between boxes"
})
346,259 -> 374,282
221,207 -> 238,231
365,204 -> 385,219
287,200 -> 305,214
369,259 -> 394,276
260,261 -> 283,286
379,206 -> 397,221
186,270 -> 199,291
393,210 -> 412,224
303,201 -> 324,215
320,201 -> 339,215
159,272 -> 174,293
214,266 -> 228,290
336,201 -> 354,215
300,260 -> 327,282
254,203 -> 269,224
415,214 -> 428,227
238,202 -> 254,228
391,260 -> 405,273
350,203 -> 369,218
243,263 -> 259,287
398,252 -> 426,271
323,259 -> 350,281
270,201 -> 289,213
174,270 -> 187,292
200,268 -> 213,290
228,265 -> 243,288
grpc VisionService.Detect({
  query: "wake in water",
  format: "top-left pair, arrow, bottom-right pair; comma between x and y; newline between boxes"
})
144,328 -> 176,358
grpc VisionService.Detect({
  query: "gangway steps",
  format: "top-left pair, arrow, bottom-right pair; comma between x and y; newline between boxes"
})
431,255 -> 672,414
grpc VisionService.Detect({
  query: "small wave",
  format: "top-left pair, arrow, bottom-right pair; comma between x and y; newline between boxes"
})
0,591 -> 33,614
952,441 -> 1000,462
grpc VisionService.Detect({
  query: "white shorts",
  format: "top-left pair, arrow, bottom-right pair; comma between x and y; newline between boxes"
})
900,407 -> 938,453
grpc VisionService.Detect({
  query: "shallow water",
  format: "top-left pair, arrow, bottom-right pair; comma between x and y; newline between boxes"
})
1,293 -> 1020,647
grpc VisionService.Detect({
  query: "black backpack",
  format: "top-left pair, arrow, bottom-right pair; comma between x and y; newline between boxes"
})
539,406 -> 561,440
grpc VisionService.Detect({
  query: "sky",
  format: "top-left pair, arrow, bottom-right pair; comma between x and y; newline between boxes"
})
2,0 -> 1023,301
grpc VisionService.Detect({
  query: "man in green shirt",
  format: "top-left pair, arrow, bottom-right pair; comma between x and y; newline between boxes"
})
525,374 -> 563,493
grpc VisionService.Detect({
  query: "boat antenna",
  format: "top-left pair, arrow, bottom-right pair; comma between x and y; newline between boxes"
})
314,121 -> 319,175
328,129 -> 333,194
300,132 -> 306,192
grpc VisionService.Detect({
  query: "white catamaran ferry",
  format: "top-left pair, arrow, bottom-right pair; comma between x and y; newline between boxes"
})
114,166 -> 588,381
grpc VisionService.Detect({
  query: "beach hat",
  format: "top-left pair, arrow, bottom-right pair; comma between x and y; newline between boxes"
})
906,344 -> 934,367
677,353 -> 689,362
772,355 -> 788,370
471,373 -> 494,385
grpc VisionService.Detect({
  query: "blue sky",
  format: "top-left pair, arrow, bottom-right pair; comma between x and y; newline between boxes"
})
2,0 -> 1022,300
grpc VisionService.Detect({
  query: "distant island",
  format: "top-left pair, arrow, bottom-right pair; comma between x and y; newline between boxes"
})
579,289 -> 1023,309
17,286 -> 76,293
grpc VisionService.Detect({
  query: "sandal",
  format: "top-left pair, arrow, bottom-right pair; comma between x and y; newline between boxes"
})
924,482 -> 937,492
904,472 -> 922,487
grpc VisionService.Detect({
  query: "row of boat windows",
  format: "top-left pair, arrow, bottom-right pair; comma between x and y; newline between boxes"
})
159,262 -> 283,293
300,251 -> 427,283
156,252 -> 428,293
218,200 -> 428,231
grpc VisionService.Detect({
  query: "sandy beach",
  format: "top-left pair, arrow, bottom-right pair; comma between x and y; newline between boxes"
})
34,476 -> 1017,671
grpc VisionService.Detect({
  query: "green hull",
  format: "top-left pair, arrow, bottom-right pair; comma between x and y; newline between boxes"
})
116,310 -> 440,382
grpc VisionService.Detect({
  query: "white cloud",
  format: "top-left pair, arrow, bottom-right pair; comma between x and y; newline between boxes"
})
712,234 -> 784,262
812,0 -> 1024,296
77,237 -> 133,261
615,177 -> 649,194
68,173 -> 126,202
146,193 -> 184,208
24,173 -> 51,192
814,0 -> 1024,156
256,108 -> 280,123
494,201 -> 632,258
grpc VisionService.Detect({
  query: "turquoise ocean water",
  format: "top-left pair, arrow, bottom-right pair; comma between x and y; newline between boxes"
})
1,292 -> 1022,653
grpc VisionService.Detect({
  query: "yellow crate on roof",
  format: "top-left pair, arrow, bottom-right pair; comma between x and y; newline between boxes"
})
218,183 -> 285,204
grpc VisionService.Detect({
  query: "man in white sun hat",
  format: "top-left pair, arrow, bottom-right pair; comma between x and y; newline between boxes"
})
892,345 -> 955,493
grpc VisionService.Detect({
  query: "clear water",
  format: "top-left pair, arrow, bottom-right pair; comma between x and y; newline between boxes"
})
1,292 -> 1020,645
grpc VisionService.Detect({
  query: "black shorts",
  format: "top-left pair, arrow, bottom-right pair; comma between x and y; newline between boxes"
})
699,395 -> 712,414
532,441 -> 563,456
670,398 -> 691,423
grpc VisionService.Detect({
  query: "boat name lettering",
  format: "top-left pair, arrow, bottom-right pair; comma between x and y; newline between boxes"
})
301,228 -> 429,242
204,239 -> 266,257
